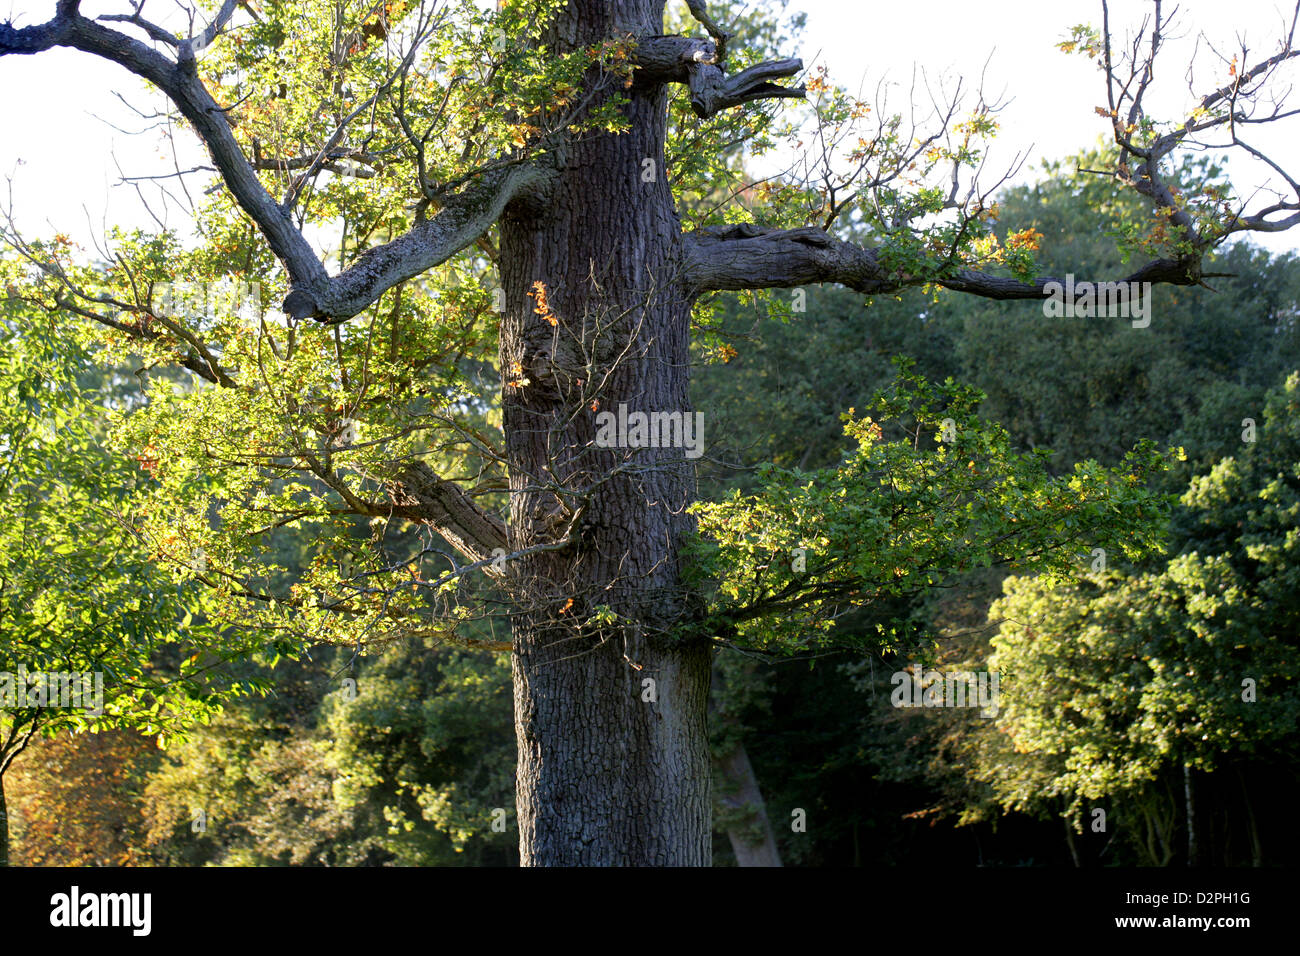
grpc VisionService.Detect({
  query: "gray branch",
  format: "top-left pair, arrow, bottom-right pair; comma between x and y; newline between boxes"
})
687,57 -> 806,119
634,35 -> 805,117
287,163 -> 554,321
1,5 -> 550,325
682,223 -> 1204,299
387,461 -> 508,564
1,4 -> 330,293
683,223 -> 889,293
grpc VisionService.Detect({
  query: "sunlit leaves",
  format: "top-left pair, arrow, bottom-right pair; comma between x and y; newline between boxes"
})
686,360 -> 1173,653
968,371 -> 1300,820
0,316 -> 261,748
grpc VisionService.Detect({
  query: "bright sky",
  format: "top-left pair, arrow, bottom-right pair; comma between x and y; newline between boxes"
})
2,0 -> 1298,255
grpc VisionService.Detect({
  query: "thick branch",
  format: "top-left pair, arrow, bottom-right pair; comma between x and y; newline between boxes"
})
682,223 -> 1203,300
633,35 -> 717,81
683,224 -> 889,293
2,6 -> 540,325
633,35 -> 805,117
0,6 -> 329,292
387,461 -> 508,565
286,163 -> 554,321
939,256 -> 1202,299
687,57 -> 805,119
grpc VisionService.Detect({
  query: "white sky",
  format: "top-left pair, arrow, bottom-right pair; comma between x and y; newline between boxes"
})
2,0 -> 1298,255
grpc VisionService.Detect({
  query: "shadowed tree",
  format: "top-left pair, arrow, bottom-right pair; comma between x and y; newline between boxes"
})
4,0 -> 1300,865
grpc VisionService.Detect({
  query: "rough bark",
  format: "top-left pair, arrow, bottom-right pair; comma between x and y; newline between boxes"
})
682,224 -> 1205,300
387,461 -> 508,565
632,36 -> 805,118
499,0 -> 712,866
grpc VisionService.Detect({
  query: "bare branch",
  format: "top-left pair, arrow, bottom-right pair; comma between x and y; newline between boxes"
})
1093,0 -> 1300,250
681,223 -> 1203,300
682,223 -> 888,294
686,57 -> 806,119
633,35 -> 805,117
683,0 -> 732,64
387,461 -> 508,564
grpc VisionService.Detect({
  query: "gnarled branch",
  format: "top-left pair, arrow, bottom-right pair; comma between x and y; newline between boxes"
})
387,461 -> 508,565
681,223 -> 1203,300
633,35 -> 805,117
682,223 -> 889,293
1,4 -> 549,325
1,4 -> 330,293
285,163 -> 555,322
686,57 -> 805,119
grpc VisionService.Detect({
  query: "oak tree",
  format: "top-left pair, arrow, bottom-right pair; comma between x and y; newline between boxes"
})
4,0 -> 1300,864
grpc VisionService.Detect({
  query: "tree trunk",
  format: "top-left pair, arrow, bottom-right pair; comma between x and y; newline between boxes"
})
1237,767 -> 1262,867
1064,814 -> 1081,868
715,741 -> 783,867
1183,761 -> 1198,867
499,0 -> 712,866
0,773 -> 9,868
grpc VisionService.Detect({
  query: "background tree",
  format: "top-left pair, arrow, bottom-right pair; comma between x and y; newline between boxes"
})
963,372 -> 1300,865
5,729 -> 158,867
0,299 -> 260,866
691,147 -> 1300,865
